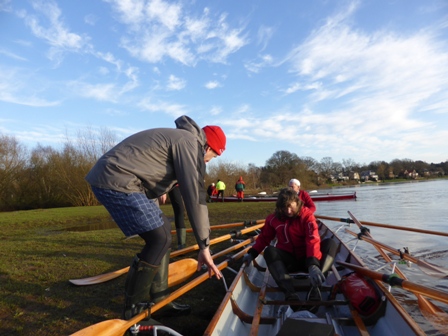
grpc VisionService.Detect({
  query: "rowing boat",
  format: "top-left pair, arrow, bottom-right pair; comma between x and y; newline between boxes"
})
203,219 -> 425,336
213,192 -> 357,203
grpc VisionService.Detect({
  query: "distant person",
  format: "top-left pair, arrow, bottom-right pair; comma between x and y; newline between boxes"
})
235,176 -> 246,202
216,179 -> 226,202
168,185 -> 186,250
289,178 -> 316,213
206,182 -> 216,203
85,115 -> 225,321
242,188 -> 337,309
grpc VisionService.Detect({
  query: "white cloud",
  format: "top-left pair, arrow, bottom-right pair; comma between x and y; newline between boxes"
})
284,82 -> 321,95
205,80 -> 220,89
20,0 -> 88,62
107,0 -> 248,65
210,106 -> 222,115
69,81 -> 118,102
257,25 -> 274,51
244,54 -> 273,73
0,49 -> 27,61
275,3 -> 448,157
167,75 -> 186,90
84,14 -> 98,26
138,98 -> 188,117
146,0 -> 182,31
0,0 -> 11,12
0,67 -> 60,106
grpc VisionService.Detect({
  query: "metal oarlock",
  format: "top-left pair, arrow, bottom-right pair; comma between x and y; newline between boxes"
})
130,324 -> 184,335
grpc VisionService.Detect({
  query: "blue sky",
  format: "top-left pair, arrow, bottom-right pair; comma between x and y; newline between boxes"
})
1,0 -> 448,167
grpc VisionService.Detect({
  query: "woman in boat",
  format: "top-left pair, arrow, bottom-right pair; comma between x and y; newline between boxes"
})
243,188 -> 337,305
85,115 -> 225,321
288,178 -> 316,213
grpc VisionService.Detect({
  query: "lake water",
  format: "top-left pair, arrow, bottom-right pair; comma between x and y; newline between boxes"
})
314,179 -> 448,334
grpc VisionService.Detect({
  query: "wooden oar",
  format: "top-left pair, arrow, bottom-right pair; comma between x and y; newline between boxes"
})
69,227 -> 261,286
171,219 -> 264,234
70,247 -> 251,336
69,267 -> 131,285
337,261 -> 448,305
170,223 -> 264,258
315,214 -> 448,237
347,212 -> 447,318
69,259 -> 196,286
124,219 -> 265,240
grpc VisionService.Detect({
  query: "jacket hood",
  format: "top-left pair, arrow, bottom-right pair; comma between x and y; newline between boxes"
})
175,115 -> 206,145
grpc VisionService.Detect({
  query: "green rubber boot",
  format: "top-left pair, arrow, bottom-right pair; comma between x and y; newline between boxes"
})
177,228 -> 186,250
150,250 -> 191,317
122,255 -> 159,320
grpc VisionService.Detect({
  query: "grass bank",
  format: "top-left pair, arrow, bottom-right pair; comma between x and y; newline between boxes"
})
0,202 -> 274,336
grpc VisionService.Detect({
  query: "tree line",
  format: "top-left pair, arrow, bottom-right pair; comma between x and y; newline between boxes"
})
1,131 -> 447,212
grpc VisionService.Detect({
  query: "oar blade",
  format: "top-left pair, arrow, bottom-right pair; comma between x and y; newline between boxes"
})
415,259 -> 448,278
70,259 -> 198,287
69,267 -> 130,286
71,319 -> 130,336
168,258 -> 198,287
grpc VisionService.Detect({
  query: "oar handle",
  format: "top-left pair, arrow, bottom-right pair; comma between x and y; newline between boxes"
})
170,223 -> 264,258
316,214 -> 448,237
170,219 -> 265,234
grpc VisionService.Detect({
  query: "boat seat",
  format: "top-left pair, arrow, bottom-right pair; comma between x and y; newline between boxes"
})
276,318 -> 335,336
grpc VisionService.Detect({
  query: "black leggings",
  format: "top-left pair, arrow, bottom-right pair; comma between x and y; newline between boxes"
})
168,186 -> 186,229
138,214 -> 172,265
264,238 -> 338,273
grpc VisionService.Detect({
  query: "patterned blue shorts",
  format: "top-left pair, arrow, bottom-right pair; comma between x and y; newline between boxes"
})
91,186 -> 164,237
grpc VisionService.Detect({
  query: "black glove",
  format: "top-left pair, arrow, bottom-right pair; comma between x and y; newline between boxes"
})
308,265 -> 325,287
242,253 -> 253,265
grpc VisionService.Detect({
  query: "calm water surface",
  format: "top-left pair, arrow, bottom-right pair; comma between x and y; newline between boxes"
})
315,179 -> 448,335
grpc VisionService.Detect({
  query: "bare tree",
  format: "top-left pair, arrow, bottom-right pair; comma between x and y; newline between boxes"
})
0,134 -> 28,210
318,157 -> 335,181
23,145 -> 67,208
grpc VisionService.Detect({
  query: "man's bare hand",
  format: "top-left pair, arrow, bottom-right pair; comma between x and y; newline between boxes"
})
197,248 -> 222,279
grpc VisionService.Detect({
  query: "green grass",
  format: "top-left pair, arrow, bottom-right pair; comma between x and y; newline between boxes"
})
0,202 -> 274,335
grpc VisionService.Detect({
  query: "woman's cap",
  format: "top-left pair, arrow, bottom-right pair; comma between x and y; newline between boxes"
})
289,178 -> 300,187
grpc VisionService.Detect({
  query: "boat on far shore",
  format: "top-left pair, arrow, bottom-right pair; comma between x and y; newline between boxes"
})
212,191 -> 357,203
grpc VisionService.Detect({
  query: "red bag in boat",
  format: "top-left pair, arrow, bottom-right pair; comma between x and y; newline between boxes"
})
337,272 -> 381,316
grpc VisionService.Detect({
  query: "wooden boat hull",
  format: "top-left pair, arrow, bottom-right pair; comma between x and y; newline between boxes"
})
204,220 -> 423,336
212,192 -> 356,203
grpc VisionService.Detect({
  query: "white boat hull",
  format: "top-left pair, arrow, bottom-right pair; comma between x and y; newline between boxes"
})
205,221 -> 423,336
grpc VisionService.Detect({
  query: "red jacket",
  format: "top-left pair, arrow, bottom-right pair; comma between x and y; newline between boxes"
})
252,206 -> 321,267
298,190 -> 316,213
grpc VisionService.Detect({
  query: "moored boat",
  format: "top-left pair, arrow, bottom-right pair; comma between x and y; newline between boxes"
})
203,219 -> 425,336
212,192 -> 357,203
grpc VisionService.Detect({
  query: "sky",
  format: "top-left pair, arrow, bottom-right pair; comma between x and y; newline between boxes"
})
1,0 -> 448,168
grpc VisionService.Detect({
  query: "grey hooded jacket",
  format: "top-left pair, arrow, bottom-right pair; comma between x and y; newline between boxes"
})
85,115 -> 210,248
